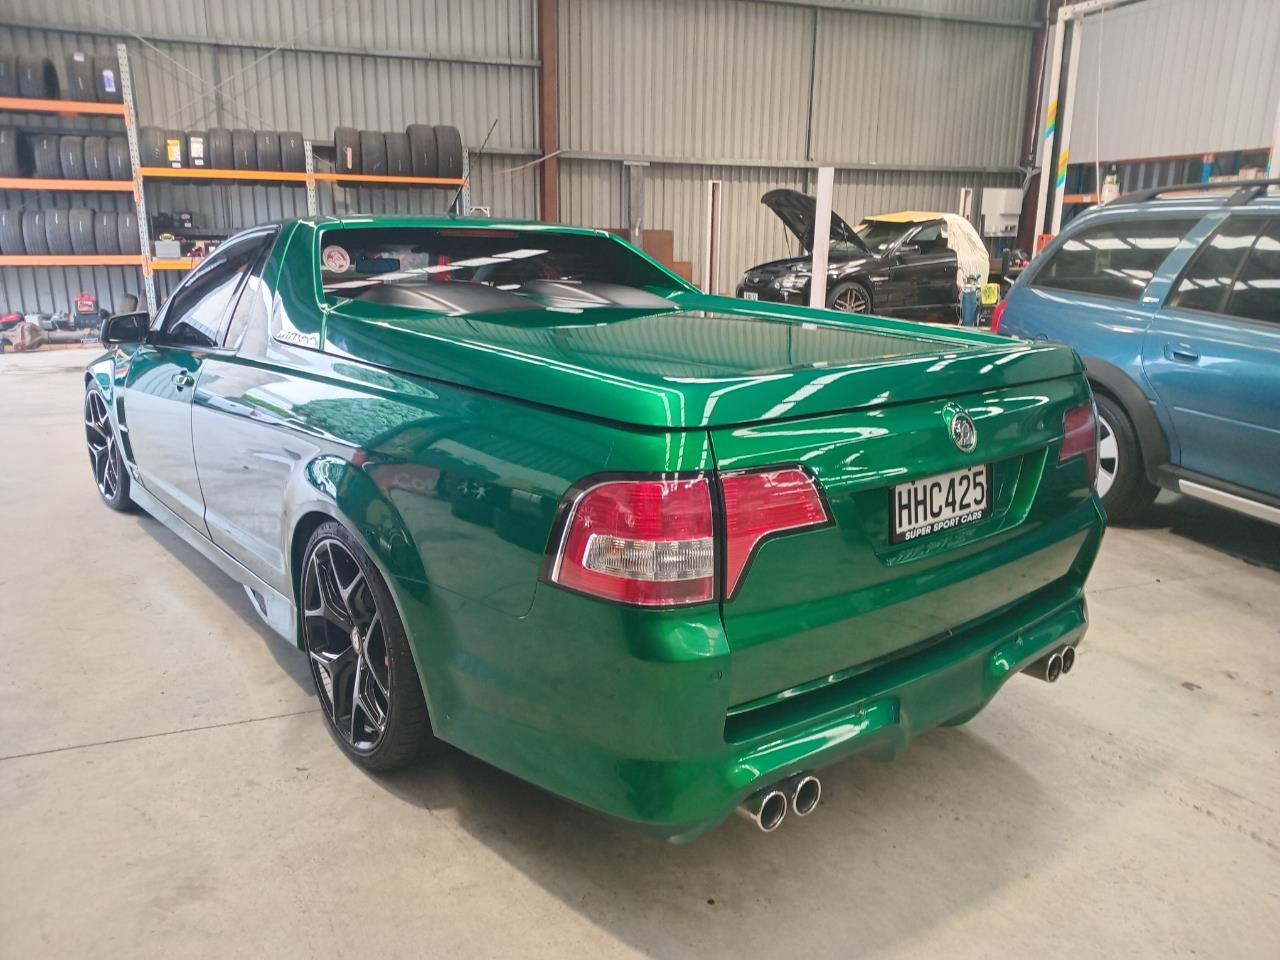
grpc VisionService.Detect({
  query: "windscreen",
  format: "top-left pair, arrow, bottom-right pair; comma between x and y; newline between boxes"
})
319,226 -> 678,301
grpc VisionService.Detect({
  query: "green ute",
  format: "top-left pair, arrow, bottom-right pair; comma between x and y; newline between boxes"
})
85,216 -> 1104,841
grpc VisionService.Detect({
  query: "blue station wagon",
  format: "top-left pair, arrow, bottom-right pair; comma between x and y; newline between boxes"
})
994,179 -> 1280,525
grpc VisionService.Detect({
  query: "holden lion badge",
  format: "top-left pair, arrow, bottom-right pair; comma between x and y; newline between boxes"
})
946,405 -> 977,453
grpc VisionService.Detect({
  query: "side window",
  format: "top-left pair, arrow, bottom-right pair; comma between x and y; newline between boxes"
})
1225,218 -> 1280,323
1033,218 -> 1198,302
1166,217 -> 1265,315
158,234 -> 272,348
223,238 -> 275,348
909,222 -> 945,252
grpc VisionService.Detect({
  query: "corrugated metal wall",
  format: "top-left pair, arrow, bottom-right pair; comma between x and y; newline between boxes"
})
3,0 -> 1038,313
1067,0 -> 1280,164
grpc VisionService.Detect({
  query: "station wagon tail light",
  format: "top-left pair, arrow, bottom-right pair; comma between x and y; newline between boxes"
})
547,477 -> 715,606
720,468 -> 831,599
990,299 -> 1007,333
1060,402 -> 1099,484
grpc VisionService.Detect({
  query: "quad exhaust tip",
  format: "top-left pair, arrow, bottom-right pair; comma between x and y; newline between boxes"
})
1023,645 -> 1076,683
736,787 -> 789,832
737,773 -> 823,832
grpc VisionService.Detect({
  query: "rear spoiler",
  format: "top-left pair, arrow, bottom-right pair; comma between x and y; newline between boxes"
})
1113,177 -> 1279,207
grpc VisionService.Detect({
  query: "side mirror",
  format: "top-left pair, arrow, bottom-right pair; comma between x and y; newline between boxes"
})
100,311 -> 149,346
897,243 -> 919,256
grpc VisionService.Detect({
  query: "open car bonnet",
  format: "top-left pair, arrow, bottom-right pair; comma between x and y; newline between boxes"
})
760,189 -> 866,254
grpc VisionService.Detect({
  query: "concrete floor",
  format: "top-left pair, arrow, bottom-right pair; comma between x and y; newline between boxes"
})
2,347 -> 1277,959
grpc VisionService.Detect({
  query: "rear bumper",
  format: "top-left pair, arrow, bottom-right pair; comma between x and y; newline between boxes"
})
415,569 -> 1094,842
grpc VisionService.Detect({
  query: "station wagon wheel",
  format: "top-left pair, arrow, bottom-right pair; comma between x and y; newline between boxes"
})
84,387 -> 131,511
1095,412 -> 1119,498
828,281 -> 870,314
300,522 -> 432,770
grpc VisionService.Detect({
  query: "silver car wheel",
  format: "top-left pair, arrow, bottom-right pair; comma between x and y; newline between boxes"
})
1096,412 -> 1119,498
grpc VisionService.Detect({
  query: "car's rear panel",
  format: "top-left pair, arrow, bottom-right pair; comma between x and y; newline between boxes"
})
711,375 -> 1100,714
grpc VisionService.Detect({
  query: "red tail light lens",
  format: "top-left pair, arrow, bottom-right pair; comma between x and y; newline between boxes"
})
546,477 -> 715,606
990,298 -> 1007,333
1060,402 -> 1098,485
720,468 -> 831,599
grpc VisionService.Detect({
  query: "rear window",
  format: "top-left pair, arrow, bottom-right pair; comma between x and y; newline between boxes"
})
1032,217 -> 1198,302
317,226 -> 676,301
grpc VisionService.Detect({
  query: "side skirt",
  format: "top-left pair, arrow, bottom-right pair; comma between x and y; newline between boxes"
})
128,483 -> 299,643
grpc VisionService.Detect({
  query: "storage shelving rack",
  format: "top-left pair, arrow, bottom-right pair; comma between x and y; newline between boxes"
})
0,56 -> 145,276
4,42 -> 472,316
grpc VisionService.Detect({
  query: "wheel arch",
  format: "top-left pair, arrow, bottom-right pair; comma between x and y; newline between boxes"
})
1082,356 -> 1169,482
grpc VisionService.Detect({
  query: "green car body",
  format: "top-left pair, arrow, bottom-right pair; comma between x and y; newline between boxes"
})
86,216 -> 1104,841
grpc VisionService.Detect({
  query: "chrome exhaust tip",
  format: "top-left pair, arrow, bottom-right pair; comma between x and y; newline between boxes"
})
1059,645 -> 1076,675
1023,649 -> 1064,683
735,787 -> 789,832
787,774 -> 821,817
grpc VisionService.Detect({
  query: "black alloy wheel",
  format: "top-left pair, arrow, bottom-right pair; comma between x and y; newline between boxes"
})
829,281 -> 871,314
300,523 -> 431,769
84,388 -> 131,511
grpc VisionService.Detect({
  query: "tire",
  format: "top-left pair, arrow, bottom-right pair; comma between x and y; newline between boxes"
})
69,208 -> 96,254
85,387 -> 132,512
94,211 -> 120,255
186,132 -> 207,168
433,124 -> 462,179
207,127 -> 233,169
59,135 -> 85,179
406,124 -> 438,177
0,209 -> 25,254
21,210 -> 48,254
82,135 -> 109,179
1093,392 -> 1159,522
299,521 -> 433,771
17,56 -> 58,99
0,124 -> 32,177
107,136 -> 130,179
43,208 -> 72,254
280,130 -> 304,171
384,131 -> 411,176
164,129 -> 185,167
65,52 -> 95,100
117,211 -> 140,255
827,279 -> 872,314
256,130 -> 281,171
138,126 -> 165,167
30,132 -> 61,178
0,54 -> 17,97
333,126 -> 360,174
231,129 -> 256,169
358,129 -> 386,175
94,56 -> 123,103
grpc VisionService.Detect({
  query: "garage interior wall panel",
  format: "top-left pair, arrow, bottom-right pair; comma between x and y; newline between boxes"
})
1067,0 -> 1280,164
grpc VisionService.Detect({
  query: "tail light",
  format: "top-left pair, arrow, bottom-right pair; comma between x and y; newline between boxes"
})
990,298 -> 1007,333
544,467 -> 830,606
720,468 -> 831,599
1060,402 -> 1098,485
545,477 -> 715,606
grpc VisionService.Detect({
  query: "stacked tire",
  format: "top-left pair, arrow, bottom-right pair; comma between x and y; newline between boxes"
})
333,124 -> 463,179
0,53 -> 122,103
0,206 -> 140,256
0,127 -> 130,180
138,125 -> 306,172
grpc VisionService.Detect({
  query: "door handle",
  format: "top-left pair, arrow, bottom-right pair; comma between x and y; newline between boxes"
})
172,372 -> 195,390
1164,342 -> 1200,364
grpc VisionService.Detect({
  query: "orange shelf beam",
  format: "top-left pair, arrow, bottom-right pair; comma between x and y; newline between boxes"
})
150,258 -> 198,270
0,96 -> 127,116
313,171 -> 464,187
0,254 -> 143,266
0,177 -> 135,192
139,166 -> 310,183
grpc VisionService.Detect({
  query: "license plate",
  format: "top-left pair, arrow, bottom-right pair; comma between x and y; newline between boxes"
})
742,291 -> 759,300
890,465 -> 990,543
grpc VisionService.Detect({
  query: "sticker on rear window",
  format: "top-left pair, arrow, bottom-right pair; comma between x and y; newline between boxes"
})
321,245 -> 351,273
